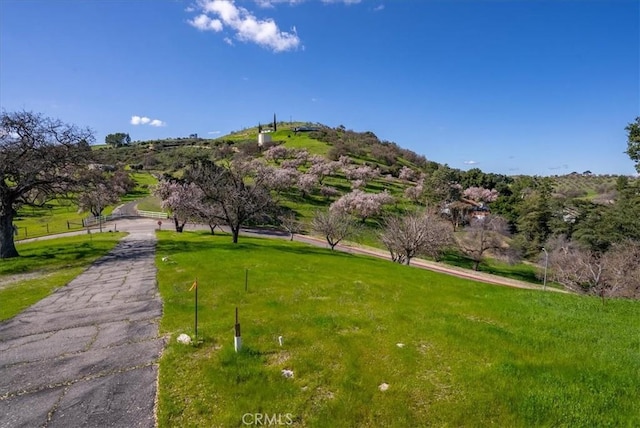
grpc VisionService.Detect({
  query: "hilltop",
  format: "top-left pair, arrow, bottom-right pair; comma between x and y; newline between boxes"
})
99,120 -> 635,203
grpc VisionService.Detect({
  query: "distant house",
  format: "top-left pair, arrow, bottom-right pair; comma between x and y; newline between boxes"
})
461,198 -> 490,219
442,198 -> 490,229
293,126 -> 320,133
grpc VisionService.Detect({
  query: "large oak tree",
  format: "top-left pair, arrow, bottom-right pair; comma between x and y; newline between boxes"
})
0,111 -> 93,258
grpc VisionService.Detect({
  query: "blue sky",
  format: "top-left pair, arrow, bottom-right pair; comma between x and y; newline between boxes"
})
1,0 -> 638,176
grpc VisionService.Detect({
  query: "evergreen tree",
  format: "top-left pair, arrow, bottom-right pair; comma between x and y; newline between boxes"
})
625,117 -> 640,173
515,178 -> 553,256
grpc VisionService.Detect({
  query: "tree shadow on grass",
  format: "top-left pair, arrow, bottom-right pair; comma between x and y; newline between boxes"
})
483,264 -> 539,283
156,233 -> 357,260
1,240 -> 121,275
439,249 -> 539,284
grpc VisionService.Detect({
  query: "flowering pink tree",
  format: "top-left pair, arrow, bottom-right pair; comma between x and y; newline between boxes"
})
263,145 -> 290,164
77,182 -> 121,217
404,181 -> 424,203
343,164 -> 380,186
154,180 -> 206,232
320,185 -> 340,200
76,168 -> 135,217
297,173 -> 319,197
281,158 -> 306,170
308,156 -> 340,184
294,149 -> 309,163
330,189 -> 394,222
398,166 -> 419,182
463,187 -> 499,203
262,166 -> 300,193
350,179 -> 365,190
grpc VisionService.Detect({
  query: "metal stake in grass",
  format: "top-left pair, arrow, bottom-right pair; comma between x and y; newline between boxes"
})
189,278 -> 198,340
234,307 -> 242,352
245,269 -> 249,292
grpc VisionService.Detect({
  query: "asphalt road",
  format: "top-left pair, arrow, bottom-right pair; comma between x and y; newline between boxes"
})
0,219 -> 163,428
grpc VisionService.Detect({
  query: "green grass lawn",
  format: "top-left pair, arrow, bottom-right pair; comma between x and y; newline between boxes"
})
280,132 -> 330,156
0,232 -> 125,321
155,231 -> 640,427
12,199 -> 88,239
136,196 -> 163,212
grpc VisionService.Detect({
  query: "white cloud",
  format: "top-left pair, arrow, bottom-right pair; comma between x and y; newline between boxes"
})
255,0 -> 358,4
189,14 -> 223,32
463,160 -> 479,165
373,4 -> 384,12
254,0 -> 275,7
131,116 -> 150,125
208,130 -> 221,135
254,0 -> 306,6
189,0 -> 301,52
131,115 -> 166,127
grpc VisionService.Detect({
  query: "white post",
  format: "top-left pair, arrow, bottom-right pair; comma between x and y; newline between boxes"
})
234,307 -> 242,352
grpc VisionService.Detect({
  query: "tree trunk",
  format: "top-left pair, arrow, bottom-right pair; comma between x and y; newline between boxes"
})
173,216 -> 184,233
208,223 -> 216,235
473,259 -> 481,271
0,210 -> 19,259
231,226 -> 240,243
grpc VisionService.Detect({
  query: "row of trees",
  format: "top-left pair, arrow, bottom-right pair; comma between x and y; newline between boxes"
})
311,207 -> 512,272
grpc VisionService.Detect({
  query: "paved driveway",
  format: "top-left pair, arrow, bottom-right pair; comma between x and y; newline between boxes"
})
0,220 -> 163,428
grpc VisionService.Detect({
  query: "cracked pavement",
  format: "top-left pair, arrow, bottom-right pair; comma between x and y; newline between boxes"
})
0,220 -> 164,428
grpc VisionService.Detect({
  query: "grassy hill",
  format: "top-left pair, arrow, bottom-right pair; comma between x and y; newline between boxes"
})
155,230 -> 640,427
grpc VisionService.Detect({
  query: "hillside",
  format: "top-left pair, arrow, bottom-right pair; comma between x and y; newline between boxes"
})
92,121 -> 640,279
